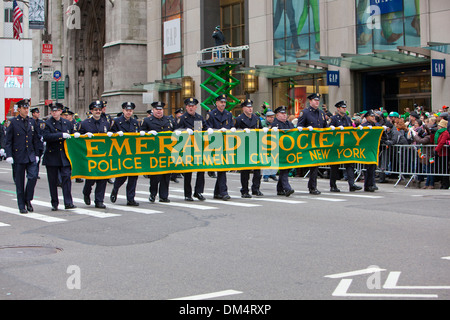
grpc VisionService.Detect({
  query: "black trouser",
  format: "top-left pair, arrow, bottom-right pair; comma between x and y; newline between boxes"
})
240,169 -> 261,194
183,172 -> 205,197
364,164 -> 377,189
47,165 -> 73,207
277,169 -> 292,193
308,166 -> 319,190
330,164 -> 356,188
14,162 -> 38,210
214,171 -> 228,197
149,174 -> 170,199
83,179 -> 108,204
114,175 -> 139,201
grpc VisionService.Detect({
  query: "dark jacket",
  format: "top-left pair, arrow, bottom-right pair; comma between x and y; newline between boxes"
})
42,117 -> 74,167
5,115 -> 42,164
206,108 -> 234,129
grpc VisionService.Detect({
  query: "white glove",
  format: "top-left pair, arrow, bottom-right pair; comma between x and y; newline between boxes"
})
149,130 -> 158,136
6,157 -> 13,164
207,128 -> 214,135
382,125 -> 387,131
263,127 -> 269,133
62,133 -> 71,139
35,156 -> 40,163
272,127 -> 279,132
244,128 -> 251,134
297,127 -> 303,132
230,127 -> 236,133
74,132 -> 81,138
308,126 -> 313,131
186,128 -> 194,135
330,125 -> 335,130
339,126 -> 345,130
368,125 -> 373,129
118,131 -> 124,137
86,132 -> 94,138
358,125 -> 363,130
107,132 -> 113,137
0,148 -> 6,157
175,130 -> 182,136
220,127 -> 227,132
140,131 -> 146,136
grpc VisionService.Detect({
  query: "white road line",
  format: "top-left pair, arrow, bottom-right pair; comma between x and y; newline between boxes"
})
134,192 -> 218,210
170,289 -> 243,300
0,222 -> 11,227
37,198 -> 121,219
383,271 -> 450,290
325,267 -> 386,279
442,256 -> 450,260
0,204 -> 66,223
296,196 -> 346,202
75,195 -> 163,215
295,190 -> 383,199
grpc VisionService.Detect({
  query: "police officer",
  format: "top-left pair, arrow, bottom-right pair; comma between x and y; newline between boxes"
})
235,99 -> 263,198
206,94 -> 235,201
297,93 -> 328,195
329,101 -> 362,192
141,101 -> 174,203
362,110 -> 378,192
5,99 -> 42,213
176,98 -> 208,201
30,107 -> 45,178
76,100 -> 111,208
41,103 -> 77,211
109,102 -> 141,206
271,106 -> 295,197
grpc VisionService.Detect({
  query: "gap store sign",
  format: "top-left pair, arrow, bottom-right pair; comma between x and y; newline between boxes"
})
432,59 -> 446,79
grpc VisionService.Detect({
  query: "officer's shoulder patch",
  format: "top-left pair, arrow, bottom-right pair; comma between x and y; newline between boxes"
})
299,111 -> 303,118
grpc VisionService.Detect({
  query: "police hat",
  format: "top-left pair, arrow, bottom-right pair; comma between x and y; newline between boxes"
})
335,100 -> 347,108
89,100 -> 104,110
175,108 -> 184,114
409,111 -> 420,119
30,107 -> 40,114
215,94 -> 227,102
151,101 -> 165,110
274,106 -> 287,114
215,25 -> 221,30
241,99 -> 253,107
122,102 -> 136,110
17,99 -> 30,108
364,110 -> 375,118
49,103 -> 64,111
307,93 -> 320,100
184,98 -> 199,106
265,109 -> 275,116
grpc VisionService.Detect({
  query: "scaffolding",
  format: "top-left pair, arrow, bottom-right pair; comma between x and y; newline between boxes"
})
197,45 -> 249,111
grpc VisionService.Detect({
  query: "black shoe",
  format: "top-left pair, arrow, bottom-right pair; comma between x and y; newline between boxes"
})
222,195 -> 231,201
65,204 -> 77,209
159,198 -> 170,203
185,196 -> 194,201
263,178 -> 269,182
171,178 -> 179,183
84,194 -> 91,205
349,185 -> 362,192
51,206 -> 58,211
75,178 -> 84,183
110,189 -> 118,203
149,195 -> 156,203
194,193 -> 205,201
330,187 -> 341,192
95,202 -> 106,209
277,191 -> 286,196
270,176 -> 278,181
309,189 -> 321,195
364,186 -> 376,192
241,193 -> 252,198
252,190 -> 264,196
19,208 -> 28,214
108,179 -> 114,184
26,202 -> 34,212
127,200 -> 139,206
285,189 -> 295,197
213,194 -> 222,199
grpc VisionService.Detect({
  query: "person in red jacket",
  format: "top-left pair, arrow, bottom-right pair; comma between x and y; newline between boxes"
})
433,119 -> 449,189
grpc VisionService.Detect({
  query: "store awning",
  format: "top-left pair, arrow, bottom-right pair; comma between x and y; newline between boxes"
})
237,61 -> 327,79
425,42 -> 450,54
320,46 -> 430,70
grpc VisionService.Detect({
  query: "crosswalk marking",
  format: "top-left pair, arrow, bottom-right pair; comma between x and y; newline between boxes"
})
0,204 -> 66,223
32,199 -> 121,219
167,193 -> 262,207
102,194 -> 163,215
134,192 -> 218,210
0,222 -> 11,227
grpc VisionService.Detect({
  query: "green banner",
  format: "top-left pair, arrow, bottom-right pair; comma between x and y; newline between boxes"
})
65,127 -> 383,179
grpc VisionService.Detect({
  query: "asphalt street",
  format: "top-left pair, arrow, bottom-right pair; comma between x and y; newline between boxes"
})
0,160 -> 449,301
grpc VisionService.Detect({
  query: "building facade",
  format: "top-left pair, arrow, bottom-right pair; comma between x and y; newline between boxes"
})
30,0 -> 450,119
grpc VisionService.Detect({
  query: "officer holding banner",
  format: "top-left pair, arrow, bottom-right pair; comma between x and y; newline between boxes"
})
109,102 -> 141,206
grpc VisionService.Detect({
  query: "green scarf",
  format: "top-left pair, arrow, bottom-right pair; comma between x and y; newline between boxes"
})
434,127 -> 446,144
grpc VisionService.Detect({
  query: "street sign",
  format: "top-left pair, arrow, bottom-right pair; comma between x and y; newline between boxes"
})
42,44 -> 53,67
53,70 -> 62,81
51,81 -> 65,100
38,67 -> 54,81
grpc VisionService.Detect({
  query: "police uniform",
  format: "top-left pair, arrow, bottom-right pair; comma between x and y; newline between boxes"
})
362,110 -> 377,192
235,99 -> 263,197
271,106 -> 295,197
140,101 -> 174,202
79,101 -> 111,208
297,93 -> 327,194
30,107 -> 45,178
109,102 -> 141,206
4,100 -> 42,213
329,101 -> 362,192
42,103 -> 76,211
176,98 -> 207,201
206,94 -> 235,200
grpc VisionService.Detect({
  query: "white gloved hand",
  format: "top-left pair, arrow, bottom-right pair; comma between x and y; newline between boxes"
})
74,132 -> 81,138
230,127 -> 236,133
62,133 -> 71,139
330,125 -> 336,130
368,125 -> 373,129
175,130 -> 182,136
149,130 -> 158,136
358,125 -> 363,130
308,126 -> 313,131
118,131 -> 124,137
186,128 -> 194,135
220,127 -> 227,132
86,132 -> 94,138
107,132 -> 113,137
6,157 -> 13,164
263,127 -> 269,133
244,128 -> 251,134
272,127 -> 279,132
207,128 -> 214,135
297,127 -> 303,132
382,125 -> 387,131
339,126 -> 345,130
140,131 -> 146,136
0,148 -> 6,157
36,156 -> 40,163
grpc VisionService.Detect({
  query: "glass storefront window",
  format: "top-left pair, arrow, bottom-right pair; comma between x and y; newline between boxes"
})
162,0 -> 183,81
